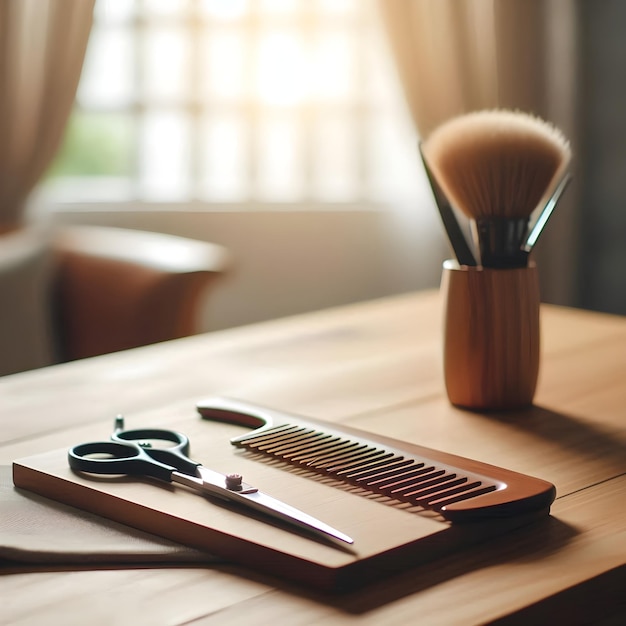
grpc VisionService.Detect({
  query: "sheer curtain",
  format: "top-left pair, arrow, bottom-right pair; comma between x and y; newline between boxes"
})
0,0 -> 94,232
378,0 -> 580,306
0,0 -> 94,375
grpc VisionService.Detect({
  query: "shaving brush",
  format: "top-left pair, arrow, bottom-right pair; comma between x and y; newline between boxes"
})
423,110 -> 572,410
423,110 -> 571,268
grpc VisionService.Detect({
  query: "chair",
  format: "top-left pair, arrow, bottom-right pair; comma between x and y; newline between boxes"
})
52,225 -> 231,362
0,224 -> 230,375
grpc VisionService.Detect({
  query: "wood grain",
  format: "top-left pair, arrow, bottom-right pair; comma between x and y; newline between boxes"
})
442,261 -> 540,409
2,290 -> 625,624
13,404 -> 554,591
12,436 -> 448,592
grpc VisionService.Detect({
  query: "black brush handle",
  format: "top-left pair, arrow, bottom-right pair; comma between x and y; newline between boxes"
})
419,144 -> 477,267
523,172 -> 572,254
473,218 -> 529,268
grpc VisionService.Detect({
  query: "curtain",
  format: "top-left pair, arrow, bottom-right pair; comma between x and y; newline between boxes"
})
0,0 -> 94,233
378,0 -> 580,307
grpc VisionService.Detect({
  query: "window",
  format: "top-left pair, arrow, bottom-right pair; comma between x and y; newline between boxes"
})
47,0 -> 420,206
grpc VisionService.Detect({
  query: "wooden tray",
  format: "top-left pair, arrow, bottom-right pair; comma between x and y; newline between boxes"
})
12,403 -> 552,592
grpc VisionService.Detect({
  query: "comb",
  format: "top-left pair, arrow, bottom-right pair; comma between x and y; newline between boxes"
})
196,397 -> 556,523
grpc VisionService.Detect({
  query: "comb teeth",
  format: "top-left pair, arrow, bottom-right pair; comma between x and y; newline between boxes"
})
233,424 -> 498,514
198,398 -> 557,523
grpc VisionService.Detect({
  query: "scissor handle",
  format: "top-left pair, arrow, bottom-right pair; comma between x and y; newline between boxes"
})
68,441 -> 175,482
112,427 -> 200,476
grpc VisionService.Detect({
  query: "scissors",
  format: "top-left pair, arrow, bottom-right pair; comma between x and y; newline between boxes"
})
68,416 -> 353,547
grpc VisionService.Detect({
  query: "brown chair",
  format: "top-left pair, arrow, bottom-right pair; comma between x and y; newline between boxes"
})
51,225 -> 230,362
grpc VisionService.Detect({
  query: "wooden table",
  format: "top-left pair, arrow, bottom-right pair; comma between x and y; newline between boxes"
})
1,291 -> 625,624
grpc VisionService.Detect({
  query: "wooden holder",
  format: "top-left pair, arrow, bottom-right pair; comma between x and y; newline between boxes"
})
441,260 -> 540,410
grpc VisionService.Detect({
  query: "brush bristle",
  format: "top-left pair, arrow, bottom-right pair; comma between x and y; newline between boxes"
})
423,110 -> 571,219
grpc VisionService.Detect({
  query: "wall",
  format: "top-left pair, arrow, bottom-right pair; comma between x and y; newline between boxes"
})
50,201 -> 447,333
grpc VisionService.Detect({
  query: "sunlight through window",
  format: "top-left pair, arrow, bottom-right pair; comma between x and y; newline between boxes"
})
48,0 -> 419,205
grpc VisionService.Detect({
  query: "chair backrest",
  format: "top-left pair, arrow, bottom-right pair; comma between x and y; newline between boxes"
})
52,225 -> 231,362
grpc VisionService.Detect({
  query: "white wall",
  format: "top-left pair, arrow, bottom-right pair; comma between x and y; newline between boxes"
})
50,201 -> 447,332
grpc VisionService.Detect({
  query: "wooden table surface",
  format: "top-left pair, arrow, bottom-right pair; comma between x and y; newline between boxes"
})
1,290 -> 625,625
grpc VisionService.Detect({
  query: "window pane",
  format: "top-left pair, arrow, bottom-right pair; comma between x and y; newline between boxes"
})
200,114 -> 247,200
143,0 -> 190,17
313,114 -> 357,200
257,30 -> 306,105
95,0 -> 136,24
49,111 -> 134,178
139,112 -> 191,199
260,0 -> 299,14
257,115 -> 303,200
201,0 -> 249,20
143,27 -> 190,102
368,113 -> 420,200
315,0 -> 358,15
313,30 -> 357,102
78,27 -> 134,107
202,32 -> 246,101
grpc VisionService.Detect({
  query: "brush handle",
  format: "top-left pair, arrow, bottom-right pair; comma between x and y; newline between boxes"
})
523,172 -> 572,254
418,143 -> 477,267
473,218 -> 529,268
441,261 -> 540,410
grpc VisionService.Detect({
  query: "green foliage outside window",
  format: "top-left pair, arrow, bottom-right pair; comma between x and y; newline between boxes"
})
47,111 -> 134,179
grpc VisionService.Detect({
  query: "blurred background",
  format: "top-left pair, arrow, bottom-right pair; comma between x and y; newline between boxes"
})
1,0 -> 625,376
43,0 -> 445,332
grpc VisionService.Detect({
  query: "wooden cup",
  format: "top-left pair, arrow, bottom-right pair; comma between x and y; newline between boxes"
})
441,260 -> 540,410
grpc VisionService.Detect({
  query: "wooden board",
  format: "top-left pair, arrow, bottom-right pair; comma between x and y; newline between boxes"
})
12,415 -> 547,592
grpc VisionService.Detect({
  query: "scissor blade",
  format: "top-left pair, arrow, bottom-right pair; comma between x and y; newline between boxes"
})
231,488 -> 354,546
179,467 -> 354,546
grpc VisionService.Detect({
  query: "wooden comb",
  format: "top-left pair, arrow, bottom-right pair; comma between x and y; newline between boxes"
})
196,397 -> 556,523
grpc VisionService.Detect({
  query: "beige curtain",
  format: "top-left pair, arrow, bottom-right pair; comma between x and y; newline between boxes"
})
0,0 -> 94,233
378,0 -> 580,306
